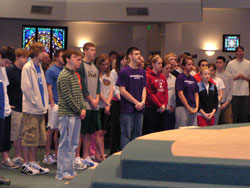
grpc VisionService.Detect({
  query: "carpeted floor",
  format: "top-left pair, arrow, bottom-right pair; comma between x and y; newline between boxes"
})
0,147 -> 104,188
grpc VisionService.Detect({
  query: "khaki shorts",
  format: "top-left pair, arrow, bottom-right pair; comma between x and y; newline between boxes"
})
47,104 -> 59,129
11,110 -> 24,142
22,113 -> 46,146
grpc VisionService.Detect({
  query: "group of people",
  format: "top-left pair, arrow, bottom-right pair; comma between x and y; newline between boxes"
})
0,41 -> 249,184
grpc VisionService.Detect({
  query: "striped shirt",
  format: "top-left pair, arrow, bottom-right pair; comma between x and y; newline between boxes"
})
57,67 -> 86,117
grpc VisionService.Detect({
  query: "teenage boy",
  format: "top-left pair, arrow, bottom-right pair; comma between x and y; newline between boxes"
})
215,56 -> 233,124
56,49 -> 86,180
225,46 -> 250,123
194,59 -> 214,84
21,42 -> 49,175
43,50 -> 64,165
6,48 -> 28,166
0,46 -> 16,185
76,42 -> 99,167
117,47 -> 146,149
175,56 -> 199,128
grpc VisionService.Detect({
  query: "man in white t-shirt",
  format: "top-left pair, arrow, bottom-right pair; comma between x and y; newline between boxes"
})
225,46 -> 250,123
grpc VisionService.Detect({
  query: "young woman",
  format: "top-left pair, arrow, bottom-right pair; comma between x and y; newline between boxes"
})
143,54 -> 168,135
175,56 -> 199,128
197,67 -> 218,126
208,63 -> 225,125
162,60 -> 176,130
109,54 -> 127,155
96,53 -> 113,162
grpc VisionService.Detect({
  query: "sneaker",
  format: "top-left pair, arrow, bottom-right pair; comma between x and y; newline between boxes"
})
52,153 -> 57,163
21,163 -> 40,175
0,176 -> 11,185
12,157 -> 24,166
74,157 -> 87,170
81,156 -> 98,167
56,175 -> 74,181
29,162 -> 49,174
43,154 -> 56,165
1,158 -> 19,169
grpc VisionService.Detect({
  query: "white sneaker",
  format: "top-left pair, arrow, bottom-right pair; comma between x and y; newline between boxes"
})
21,163 -> 40,175
74,157 -> 87,170
81,156 -> 98,167
29,162 -> 49,174
12,157 -> 24,166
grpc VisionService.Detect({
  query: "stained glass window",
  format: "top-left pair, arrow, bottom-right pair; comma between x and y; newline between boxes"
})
223,35 -> 240,52
22,25 -> 67,57
22,27 -> 37,50
52,28 -> 66,56
38,27 -> 51,54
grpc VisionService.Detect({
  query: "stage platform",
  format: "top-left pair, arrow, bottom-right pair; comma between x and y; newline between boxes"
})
1,123 -> 250,187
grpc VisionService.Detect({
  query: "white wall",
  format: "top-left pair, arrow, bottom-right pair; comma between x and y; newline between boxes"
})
163,9 -> 250,64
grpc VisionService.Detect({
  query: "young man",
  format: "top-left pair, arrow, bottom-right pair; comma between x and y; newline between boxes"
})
215,56 -> 233,124
56,49 -> 86,180
225,46 -> 250,123
0,46 -> 16,185
43,50 -> 64,165
41,52 -> 51,73
6,48 -> 28,166
117,47 -> 146,149
175,56 -> 199,128
76,42 -> 99,166
194,59 -> 215,84
21,42 -> 49,175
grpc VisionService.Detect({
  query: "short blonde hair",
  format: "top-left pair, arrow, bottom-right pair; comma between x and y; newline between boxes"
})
164,52 -> 176,63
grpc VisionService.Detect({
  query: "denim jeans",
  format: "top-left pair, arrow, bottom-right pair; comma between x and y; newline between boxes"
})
120,112 -> 143,150
56,116 -> 81,179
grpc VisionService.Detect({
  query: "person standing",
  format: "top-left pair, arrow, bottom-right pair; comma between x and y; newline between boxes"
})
109,54 -> 127,155
175,56 -> 199,128
21,42 -> 49,175
56,49 -> 86,180
162,60 -> 176,130
0,46 -> 16,185
225,46 -> 250,123
143,54 -> 168,135
215,56 -> 233,124
6,48 -> 28,167
43,50 -> 64,165
197,67 -> 218,127
117,47 -> 146,149
76,42 -> 99,167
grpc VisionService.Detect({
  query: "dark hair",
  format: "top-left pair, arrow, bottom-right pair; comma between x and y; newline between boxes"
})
198,59 -> 208,67
109,50 -> 118,57
115,54 -> 125,73
0,46 -> 16,63
184,52 -> 191,56
236,46 -> 244,52
63,49 -> 81,64
182,56 -> 193,66
208,63 -> 216,71
54,49 -> 64,58
216,56 -> 226,63
177,53 -> 188,64
126,47 -> 139,57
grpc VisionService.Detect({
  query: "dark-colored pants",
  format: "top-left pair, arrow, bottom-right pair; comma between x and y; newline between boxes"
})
143,107 -> 165,135
232,96 -> 249,123
165,110 -> 176,130
109,100 -> 121,155
0,115 -> 11,152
